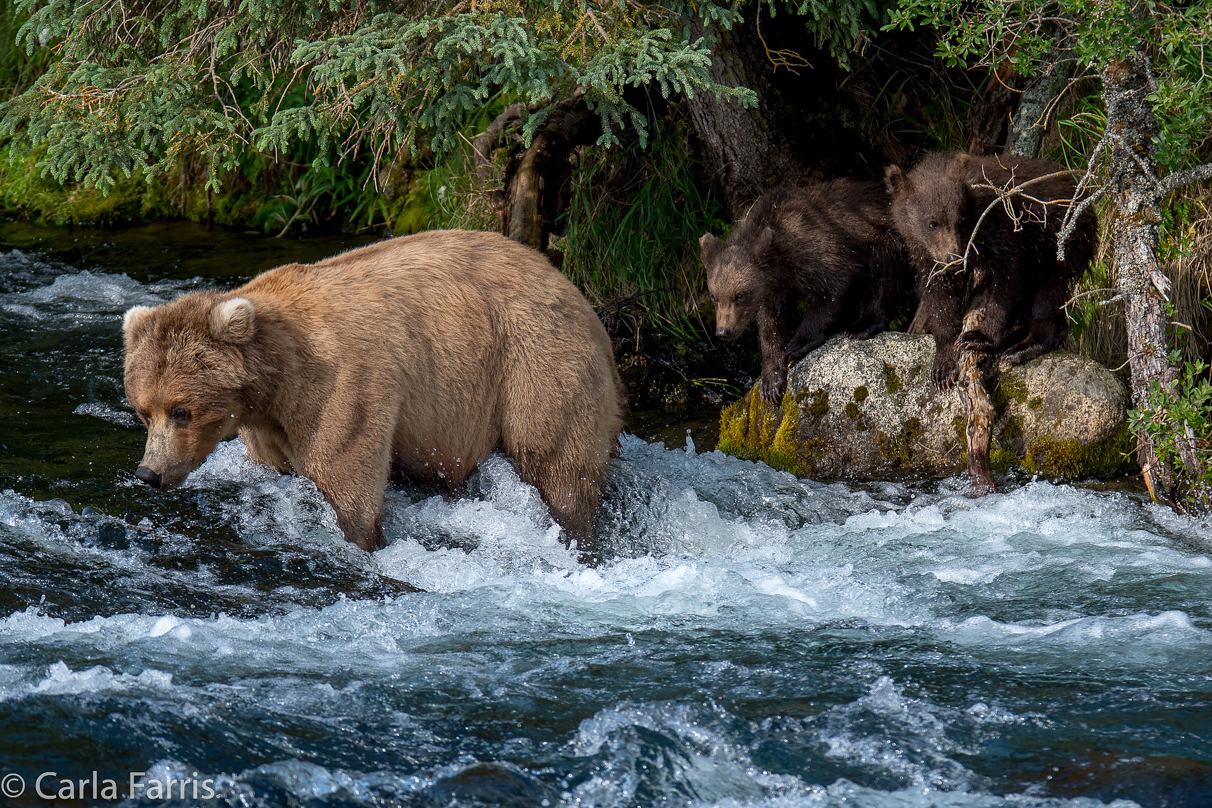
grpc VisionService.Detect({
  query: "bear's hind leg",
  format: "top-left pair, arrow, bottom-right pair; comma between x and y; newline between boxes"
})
1001,278 -> 1070,366
513,449 -> 604,562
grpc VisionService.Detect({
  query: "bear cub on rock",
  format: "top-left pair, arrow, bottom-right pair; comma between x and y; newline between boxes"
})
123,230 -> 623,558
885,152 -> 1097,388
700,179 -> 910,403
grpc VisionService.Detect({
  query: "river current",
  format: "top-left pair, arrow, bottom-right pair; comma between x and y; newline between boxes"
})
0,226 -> 1209,807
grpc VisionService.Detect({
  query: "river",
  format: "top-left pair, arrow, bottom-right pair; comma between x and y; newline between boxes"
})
0,223 -> 1209,807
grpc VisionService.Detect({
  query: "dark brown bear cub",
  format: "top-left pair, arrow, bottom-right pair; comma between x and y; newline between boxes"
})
884,152 -> 1097,388
699,179 -> 910,403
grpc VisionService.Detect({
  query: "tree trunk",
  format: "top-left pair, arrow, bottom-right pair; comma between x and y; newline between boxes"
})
685,10 -> 810,219
968,58 -> 1022,155
472,97 -> 598,252
1006,49 -> 1074,158
1102,53 -> 1179,504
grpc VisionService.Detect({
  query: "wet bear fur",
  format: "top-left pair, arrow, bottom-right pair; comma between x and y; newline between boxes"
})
884,152 -> 1098,388
122,230 -> 624,557
699,179 -> 910,403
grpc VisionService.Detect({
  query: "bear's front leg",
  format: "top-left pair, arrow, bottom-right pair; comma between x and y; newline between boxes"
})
298,433 -> 393,552
757,304 -> 797,403
915,276 -> 966,389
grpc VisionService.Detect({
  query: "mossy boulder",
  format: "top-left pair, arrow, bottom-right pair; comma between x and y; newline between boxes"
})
718,332 -> 1136,480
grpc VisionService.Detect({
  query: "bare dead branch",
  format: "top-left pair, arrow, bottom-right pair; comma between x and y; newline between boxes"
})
961,166 -> 1084,271
1159,162 -> 1212,197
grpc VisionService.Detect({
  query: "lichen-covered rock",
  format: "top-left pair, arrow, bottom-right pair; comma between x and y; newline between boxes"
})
717,332 -> 1136,480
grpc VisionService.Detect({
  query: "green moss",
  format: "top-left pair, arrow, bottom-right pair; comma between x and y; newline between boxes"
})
853,385 -> 869,402
952,415 -> 968,449
999,413 -> 1024,445
808,388 -> 829,419
876,417 -> 922,465
884,364 -> 903,396
1027,396 -> 1043,410
0,148 -> 173,225
717,386 -> 809,475
769,400 -> 807,474
989,447 -> 1020,472
992,374 -> 1029,409
1023,427 -> 1137,479
845,402 -> 861,419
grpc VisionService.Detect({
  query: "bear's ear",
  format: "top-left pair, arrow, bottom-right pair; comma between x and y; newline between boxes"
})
953,153 -> 972,179
699,232 -> 720,265
754,226 -> 774,256
210,297 -> 256,344
123,305 -> 155,346
884,165 -> 907,195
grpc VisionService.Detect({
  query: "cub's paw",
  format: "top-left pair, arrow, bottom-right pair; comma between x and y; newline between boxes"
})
844,324 -> 885,340
954,330 -> 995,352
784,337 -> 814,362
1000,338 -> 1043,367
931,354 -> 959,390
760,370 -> 787,404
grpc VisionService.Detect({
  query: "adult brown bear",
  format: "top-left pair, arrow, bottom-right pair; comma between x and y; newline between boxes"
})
122,230 -> 624,557
884,153 -> 1097,388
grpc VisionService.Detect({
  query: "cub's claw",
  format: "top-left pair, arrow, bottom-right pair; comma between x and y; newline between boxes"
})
955,330 -> 994,352
760,371 -> 787,404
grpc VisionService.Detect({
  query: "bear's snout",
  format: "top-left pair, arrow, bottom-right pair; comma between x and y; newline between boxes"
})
716,326 -> 734,339
135,466 -> 164,488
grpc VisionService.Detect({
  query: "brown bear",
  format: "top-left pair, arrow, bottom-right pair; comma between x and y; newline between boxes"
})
123,229 -> 624,557
699,179 -> 910,403
884,152 -> 1097,388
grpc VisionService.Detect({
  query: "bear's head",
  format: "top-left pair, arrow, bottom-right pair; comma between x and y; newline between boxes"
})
700,226 -> 774,340
122,294 -> 258,490
884,153 -> 975,268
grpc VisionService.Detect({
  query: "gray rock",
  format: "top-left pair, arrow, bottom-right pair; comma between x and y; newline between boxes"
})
717,332 -> 1135,480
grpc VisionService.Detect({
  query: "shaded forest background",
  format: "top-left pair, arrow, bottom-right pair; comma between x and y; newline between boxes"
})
0,1 -> 1209,478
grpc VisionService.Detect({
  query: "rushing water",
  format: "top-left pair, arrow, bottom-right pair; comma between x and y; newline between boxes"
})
0,225 -> 1210,808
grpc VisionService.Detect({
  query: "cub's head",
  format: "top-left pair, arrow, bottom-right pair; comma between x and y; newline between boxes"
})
699,226 -> 774,340
884,152 -> 974,267
122,294 -> 258,490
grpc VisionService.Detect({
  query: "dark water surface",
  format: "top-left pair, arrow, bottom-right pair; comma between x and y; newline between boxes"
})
0,223 -> 1210,807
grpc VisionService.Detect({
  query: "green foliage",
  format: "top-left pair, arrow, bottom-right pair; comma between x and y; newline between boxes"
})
1128,358 -> 1212,513
765,0 -> 886,68
887,0 -> 1212,172
0,1 -> 755,193
557,123 -> 727,343
0,0 -> 896,197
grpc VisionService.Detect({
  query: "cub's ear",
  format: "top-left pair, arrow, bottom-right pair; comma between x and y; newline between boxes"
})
953,152 -> 972,179
754,225 -> 774,255
123,305 -> 155,347
699,232 -> 720,265
884,165 -> 907,195
210,297 -> 256,343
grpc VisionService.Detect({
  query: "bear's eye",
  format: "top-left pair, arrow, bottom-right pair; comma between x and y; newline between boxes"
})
928,220 -> 939,230
734,292 -> 745,302
170,406 -> 192,424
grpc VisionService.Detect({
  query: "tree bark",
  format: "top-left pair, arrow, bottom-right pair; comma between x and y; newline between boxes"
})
1102,53 -> 1179,504
968,58 -> 1022,155
959,318 -> 997,495
684,10 -> 811,218
1006,49 -> 1075,158
473,97 -> 598,252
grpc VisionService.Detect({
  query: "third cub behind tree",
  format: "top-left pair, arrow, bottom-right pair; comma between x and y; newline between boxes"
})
700,179 -> 910,403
